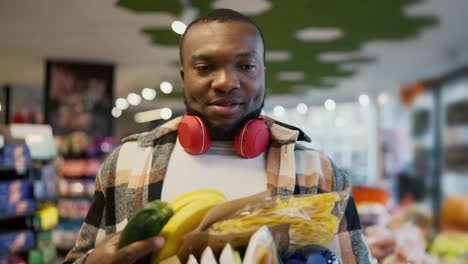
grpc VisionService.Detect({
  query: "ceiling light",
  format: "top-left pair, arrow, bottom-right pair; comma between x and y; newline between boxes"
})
160,108 -> 173,120
111,107 -> 122,118
142,88 -> 157,101
277,71 -> 305,81
266,50 -> 291,62
0,103 -> 2,112
296,103 -> 308,114
359,94 -> 370,107
273,105 -> 285,117
334,116 -> 345,128
127,93 -> 142,106
295,27 -> 343,42
171,21 -> 186,35
134,108 -> 171,123
324,99 -> 336,111
160,81 -> 173,94
378,93 -> 389,105
115,98 -> 129,110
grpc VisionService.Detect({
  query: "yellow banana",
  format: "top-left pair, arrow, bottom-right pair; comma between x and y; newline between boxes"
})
153,194 -> 226,262
170,188 -> 226,213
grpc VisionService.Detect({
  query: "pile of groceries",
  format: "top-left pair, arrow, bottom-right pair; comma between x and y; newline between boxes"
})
118,188 -> 348,264
354,187 -> 468,263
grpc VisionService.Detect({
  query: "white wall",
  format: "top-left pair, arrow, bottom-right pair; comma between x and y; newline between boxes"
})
0,55 -> 44,87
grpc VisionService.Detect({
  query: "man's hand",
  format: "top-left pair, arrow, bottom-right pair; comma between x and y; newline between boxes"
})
84,231 -> 165,264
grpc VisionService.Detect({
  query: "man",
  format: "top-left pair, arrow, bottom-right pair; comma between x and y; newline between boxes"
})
65,8 -> 374,264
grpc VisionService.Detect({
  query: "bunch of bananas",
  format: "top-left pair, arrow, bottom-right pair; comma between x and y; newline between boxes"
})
208,192 -> 341,248
152,189 -> 227,263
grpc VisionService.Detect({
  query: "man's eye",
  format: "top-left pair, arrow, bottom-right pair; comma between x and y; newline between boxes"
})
195,65 -> 211,72
240,64 -> 256,70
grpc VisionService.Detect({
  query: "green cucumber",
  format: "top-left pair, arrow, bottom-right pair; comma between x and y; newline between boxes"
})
118,200 -> 173,248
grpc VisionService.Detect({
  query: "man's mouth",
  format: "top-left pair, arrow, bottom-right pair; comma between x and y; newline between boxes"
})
207,99 -> 243,115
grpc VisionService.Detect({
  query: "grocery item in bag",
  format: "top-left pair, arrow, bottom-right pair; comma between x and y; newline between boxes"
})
243,226 -> 279,264
208,192 -> 346,250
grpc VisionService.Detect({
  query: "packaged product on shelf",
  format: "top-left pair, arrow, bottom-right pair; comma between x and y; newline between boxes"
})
55,136 -> 69,157
69,132 -> 90,156
427,195 -> 468,262
52,229 -> 78,251
441,194 -> 468,232
59,158 -> 102,177
86,136 -> 115,157
57,178 -> 95,197
429,233 -> 468,262
0,199 -> 36,216
362,203 -> 442,262
34,165 -> 57,200
0,254 -> 25,264
2,145 -> 33,168
379,224 -> 440,264
0,180 -> 30,205
0,180 -> 35,216
0,230 -> 35,254
59,159 -> 86,177
52,220 -> 83,250
353,186 -> 390,229
57,199 -> 91,219
85,159 -> 101,176
35,205 -> 59,231
56,133 -> 116,159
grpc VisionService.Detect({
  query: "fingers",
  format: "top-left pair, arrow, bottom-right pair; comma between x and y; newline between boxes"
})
108,232 -> 122,245
112,236 -> 165,264
102,231 -> 122,243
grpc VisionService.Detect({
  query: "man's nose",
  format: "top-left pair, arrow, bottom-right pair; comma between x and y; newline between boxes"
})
212,68 -> 240,92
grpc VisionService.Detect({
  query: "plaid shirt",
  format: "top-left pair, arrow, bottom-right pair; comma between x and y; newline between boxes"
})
64,116 -> 374,264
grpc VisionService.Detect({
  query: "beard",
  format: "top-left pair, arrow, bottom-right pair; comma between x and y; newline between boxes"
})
184,101 -> 263,141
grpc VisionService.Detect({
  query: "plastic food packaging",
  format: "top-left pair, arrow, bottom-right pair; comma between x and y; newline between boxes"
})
173,227 -> 279,264
208,192 -> 348,250
178,190 -> 349,262
243,226 -> 279,264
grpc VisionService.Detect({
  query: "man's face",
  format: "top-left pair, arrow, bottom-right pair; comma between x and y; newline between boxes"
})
180,21 -> 265,138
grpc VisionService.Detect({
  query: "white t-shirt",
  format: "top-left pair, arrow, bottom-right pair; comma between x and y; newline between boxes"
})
161,137 -> 267,202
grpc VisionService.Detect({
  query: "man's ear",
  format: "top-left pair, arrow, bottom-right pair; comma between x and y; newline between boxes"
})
180,67 -> 185,81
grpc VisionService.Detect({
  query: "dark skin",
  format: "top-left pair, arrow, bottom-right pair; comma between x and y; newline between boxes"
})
84,20 -> 265,263
181,21 -> 266,140
84,231 -> 164,264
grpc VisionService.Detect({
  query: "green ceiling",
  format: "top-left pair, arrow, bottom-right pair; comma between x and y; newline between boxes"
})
116,0 -> 437,95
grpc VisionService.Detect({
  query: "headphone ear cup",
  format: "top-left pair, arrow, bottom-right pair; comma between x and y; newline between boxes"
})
178,114 -> 211,155
234,118 -> 270,158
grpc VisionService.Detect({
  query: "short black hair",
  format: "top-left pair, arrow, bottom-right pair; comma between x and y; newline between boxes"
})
179,8 -> 265,65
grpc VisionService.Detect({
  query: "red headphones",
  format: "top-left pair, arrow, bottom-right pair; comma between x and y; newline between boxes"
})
178,114 -> 270,158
